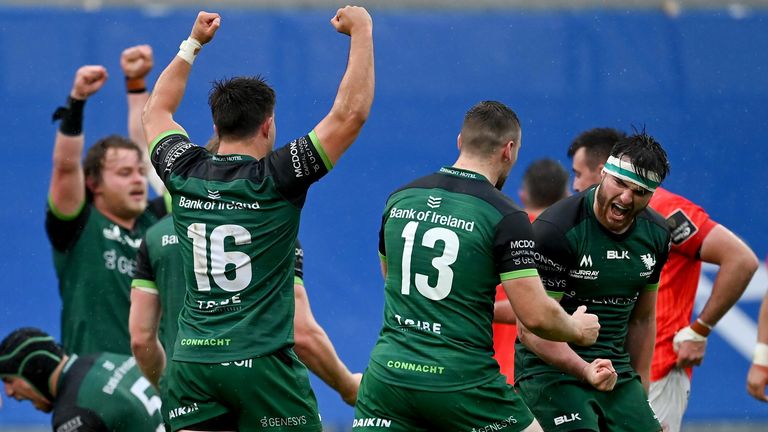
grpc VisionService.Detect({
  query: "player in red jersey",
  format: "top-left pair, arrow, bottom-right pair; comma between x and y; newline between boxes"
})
493,159 -> 569,383
568,128 -> 758,432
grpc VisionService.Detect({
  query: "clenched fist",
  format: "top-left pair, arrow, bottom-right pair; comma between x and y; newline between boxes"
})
330,6 -> 372,36
121,44 -> 154,79
70,65 -> 108,100
191,11 -> 221,45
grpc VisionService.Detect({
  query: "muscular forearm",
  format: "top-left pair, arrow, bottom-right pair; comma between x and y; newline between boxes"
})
132,338 -> 166,388
519,297 -> 581,343
698,258 -> 758,326
142,57 -> 191,143
128,92 -> 150,146
493,300 -> 517,324
295,326 -> 357,404
333,27 -> 374,125
49,130 -> 86,214
758,293 -> 768,345
627,317 -> 655,391
519,324 -> 588,379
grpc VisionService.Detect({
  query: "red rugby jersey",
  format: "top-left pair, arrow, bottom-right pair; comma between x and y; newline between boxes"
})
649,187 -> 717,382
493,285 -> 517,384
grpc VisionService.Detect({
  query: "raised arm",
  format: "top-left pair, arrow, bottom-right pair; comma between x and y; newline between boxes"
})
313,6 -> 374,165
121,44 -> 165,196
49,66 -> 108,217
143,11 -> 221,147
675,225 -> 758,368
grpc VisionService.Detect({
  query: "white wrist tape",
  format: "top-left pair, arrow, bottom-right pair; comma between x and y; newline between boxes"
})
672,325 -> 707,352
754,342 -> 768,367
177,38 -> 202,65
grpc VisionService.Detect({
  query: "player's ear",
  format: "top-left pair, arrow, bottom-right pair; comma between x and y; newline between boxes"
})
456,133 -> 462,152
501,140 -> 516,162
85,175 -> 99,194
259,116 -> 273,138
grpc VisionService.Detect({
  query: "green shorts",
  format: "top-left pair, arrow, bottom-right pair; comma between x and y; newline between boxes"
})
516,372 -> 661,432
164,349 -> 321,432
353,372 -> 535,431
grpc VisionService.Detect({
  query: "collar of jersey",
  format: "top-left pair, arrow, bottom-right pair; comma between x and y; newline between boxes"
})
439,166 -> 488,182
211,153 -> 256,162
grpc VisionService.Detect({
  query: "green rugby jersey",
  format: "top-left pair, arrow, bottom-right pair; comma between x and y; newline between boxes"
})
367,166 -> 539,391
130,214 -> 306,360
131,216 -> 186,356
149,130 -> 330,363
515,187 -> 670,382
53,353 -> 164,432
46,204 -> 160,356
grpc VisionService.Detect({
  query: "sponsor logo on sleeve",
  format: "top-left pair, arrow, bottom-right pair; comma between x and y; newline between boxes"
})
56,416 -> 83,432
288,136 -> 321,178
162,141 -> 195,173
666,209 -> 698,245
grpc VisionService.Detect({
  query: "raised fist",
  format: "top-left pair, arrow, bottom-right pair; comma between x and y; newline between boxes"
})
330,6 -> 372,36
121,44 -> 154,79
191,11 -> 221,45
71,65 -> 108,100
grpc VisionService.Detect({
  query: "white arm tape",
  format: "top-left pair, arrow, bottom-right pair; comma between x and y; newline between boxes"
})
177,38 -> 202,65
672,326 -> 707,352
754,342 -> 768,367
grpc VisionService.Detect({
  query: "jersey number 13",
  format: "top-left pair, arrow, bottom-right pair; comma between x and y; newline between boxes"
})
400,221 -> 459,301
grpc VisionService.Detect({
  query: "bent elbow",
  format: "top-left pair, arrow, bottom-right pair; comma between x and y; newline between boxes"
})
520,314 -> 547,336
742,252 -> 760,276
130,332 -> 153,356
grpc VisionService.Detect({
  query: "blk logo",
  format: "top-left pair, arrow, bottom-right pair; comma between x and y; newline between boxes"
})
607,250 -> 629,260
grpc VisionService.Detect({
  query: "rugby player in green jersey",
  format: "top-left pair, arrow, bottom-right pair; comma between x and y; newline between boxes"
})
353,101 -> 600,432
515,132 -> 672,432
0,328 -> 164,432
141,7 -> 373,431
47,46 -> 165,356
129,220 -> 361,404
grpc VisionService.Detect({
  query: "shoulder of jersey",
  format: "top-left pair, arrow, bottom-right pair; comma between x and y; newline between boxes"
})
536,191 -> 585,227
638,204 -> 670,233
